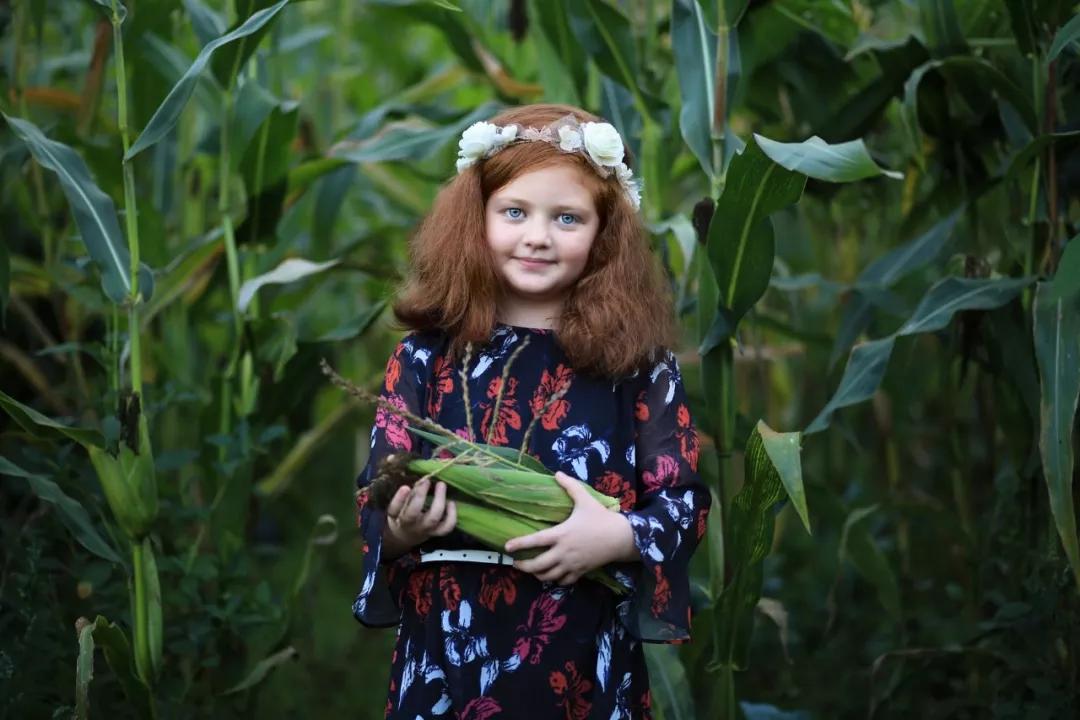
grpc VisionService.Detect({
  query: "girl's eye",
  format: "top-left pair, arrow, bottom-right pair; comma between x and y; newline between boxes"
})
557,213 -> 578,226
504,207 -> 524,220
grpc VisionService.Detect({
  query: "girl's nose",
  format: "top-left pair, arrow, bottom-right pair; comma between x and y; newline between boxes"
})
523,221 -> 550,247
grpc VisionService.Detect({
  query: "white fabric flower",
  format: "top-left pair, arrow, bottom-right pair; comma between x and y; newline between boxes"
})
458,121 -> 500,161
558,126 -> 583,152
581,122 -> 624,167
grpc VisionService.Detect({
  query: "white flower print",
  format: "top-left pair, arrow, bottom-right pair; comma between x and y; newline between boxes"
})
649,351 -> 681,406
609,672 -> 633,720
627,513 -> 666,562
441,600 -> 490,666
480,654 -> 523,695
352,569 -> 376,616
471,327 -> 519,378
661,488 -> 696,552
625,442 -> 635,468
552,424 -> 610,480
596,626 -> 613,692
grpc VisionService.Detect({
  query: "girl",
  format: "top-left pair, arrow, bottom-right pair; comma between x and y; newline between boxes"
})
353,103 -> 710,719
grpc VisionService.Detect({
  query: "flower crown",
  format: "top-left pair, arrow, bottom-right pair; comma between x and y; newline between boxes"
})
455,114 -> 642,211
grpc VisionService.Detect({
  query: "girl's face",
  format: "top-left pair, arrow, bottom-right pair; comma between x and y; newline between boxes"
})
484,163 -> 599,326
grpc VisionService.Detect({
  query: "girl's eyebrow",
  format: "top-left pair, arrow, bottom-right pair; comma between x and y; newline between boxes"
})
495,196 -> 592,215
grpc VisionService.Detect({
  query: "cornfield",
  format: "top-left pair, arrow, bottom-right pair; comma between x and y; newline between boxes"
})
1,1 -> 1077,718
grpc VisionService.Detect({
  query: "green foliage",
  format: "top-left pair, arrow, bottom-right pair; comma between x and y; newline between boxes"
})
2,0 -> 1078,717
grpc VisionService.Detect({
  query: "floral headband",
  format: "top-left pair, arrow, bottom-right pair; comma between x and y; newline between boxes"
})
455,114 -> 642,211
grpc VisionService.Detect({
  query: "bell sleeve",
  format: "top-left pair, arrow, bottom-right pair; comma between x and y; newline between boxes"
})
615,348 -> 711,643
351,333 -> 433,627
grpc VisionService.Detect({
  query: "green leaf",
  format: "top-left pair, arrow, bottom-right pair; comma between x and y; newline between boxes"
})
1046,234 -> 1080,303
83,0 -> 126,22
330,102 -> 501,164
1002,131 -> 1080,181
3,114 -> 152,304
76,618 -> 94,720
897,276 -> 1034,335
0,456 -> 122,564
209,0 -> 294,87
126,0 -> 292,160
808,277 -> 1033,433
531,0 -> 587,103
1003,0 -> 1037,55
87,414 -> 158,539
0,238 -> 8,328
75,616 -> 152,717
714,422 -> 805,669
708,137 -> 806,338
0,389 -> 104,447
839,505 -> 901,620
223,646 -> 299,694
1033,282 -> 1080,588
672,0 -> 718,179
1047,12 -> 1080,62
237,257 -> 339,313
918,0 -> 966,56
136,537 -> 163,681
645,644 -> 696,720
903,57 -> 1036,156
757,421 -> 810,534
404,426 -> 550,473
567,0 -> 652,117
754,134 -> 903,182
182,0 -> 226,46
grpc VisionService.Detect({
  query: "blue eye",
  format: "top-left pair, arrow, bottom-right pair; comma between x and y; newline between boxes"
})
504,207 -> 524,220
557,213 -> 578,225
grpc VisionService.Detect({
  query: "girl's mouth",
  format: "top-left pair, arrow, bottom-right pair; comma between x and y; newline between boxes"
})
516,258 -> 555,269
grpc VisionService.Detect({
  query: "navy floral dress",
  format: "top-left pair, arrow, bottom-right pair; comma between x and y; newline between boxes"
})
353,323 -> 711,719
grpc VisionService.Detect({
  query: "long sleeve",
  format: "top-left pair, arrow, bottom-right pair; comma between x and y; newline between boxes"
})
352,333 -> 434,627
616,348 -> 711,643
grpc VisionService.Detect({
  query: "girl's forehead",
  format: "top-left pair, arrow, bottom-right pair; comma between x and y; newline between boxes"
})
491,163 -> 597,203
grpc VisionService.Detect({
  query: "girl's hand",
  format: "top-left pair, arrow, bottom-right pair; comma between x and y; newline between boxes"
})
504,471 -> 638,586
385,477 -> 457,547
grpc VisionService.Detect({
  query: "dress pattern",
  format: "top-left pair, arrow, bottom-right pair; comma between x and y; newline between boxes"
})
353,323 -> 711,719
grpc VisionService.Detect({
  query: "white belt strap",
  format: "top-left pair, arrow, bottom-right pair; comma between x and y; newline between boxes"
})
419,549 -> 515,566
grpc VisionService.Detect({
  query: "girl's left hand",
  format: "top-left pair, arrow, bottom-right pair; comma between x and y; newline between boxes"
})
504,471 -> 637,586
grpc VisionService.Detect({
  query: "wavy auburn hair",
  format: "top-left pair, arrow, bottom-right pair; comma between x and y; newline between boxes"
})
391,103 -> 675,380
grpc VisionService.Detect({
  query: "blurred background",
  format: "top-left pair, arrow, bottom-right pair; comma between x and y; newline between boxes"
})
1,0 -> 1078,718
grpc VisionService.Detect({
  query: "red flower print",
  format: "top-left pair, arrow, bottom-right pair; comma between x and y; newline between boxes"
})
696,506 -> 709,540
479,569 -> 517,611
594,471 -> 636,512
634,389 -> 650,422
439,565 -> 461,612
513,591 -> 568,664
549,660 -> 593,720
407,568 -> 434,618
641,689 -> 652,710
480,377 -> 522,446
676,404 -> 699,471
642,454 -> 679,493
651,564 -> 671,615
530,364 -> 574,430
426,353 -> 455,418
457,696 -> 502,720
375,394 -> 413,450
384,351 -> 402,393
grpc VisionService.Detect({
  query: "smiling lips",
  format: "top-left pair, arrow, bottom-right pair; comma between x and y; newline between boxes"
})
516,257 -> 555,269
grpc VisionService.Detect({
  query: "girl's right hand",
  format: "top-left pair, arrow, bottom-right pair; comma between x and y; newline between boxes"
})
385,476 -> 457,547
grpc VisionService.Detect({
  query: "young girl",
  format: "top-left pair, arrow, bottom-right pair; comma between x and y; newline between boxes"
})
353,103 -> 710,719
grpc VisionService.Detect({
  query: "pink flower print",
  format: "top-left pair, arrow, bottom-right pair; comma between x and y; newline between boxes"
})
642,454 -> 679,493
375,393 -> 412,450
457,697 -> 502,720
513,590 -> 568,664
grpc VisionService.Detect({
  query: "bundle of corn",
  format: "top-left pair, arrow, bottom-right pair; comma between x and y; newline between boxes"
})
321,357 -> 629,595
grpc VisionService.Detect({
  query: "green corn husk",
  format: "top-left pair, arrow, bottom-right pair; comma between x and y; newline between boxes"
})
408,458 -> 622,523
452,499 -> 627,595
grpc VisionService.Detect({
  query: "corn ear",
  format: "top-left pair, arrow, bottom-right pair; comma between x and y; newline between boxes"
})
452,500 -> 627,595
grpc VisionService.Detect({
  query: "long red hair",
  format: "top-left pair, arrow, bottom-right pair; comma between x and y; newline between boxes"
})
391,103 -> 675,379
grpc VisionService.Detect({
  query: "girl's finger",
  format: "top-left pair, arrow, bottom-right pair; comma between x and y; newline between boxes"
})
400,478 -> 430,523
431,500 -> 457,537
515,547 -> 559,576
422,481 -> 447,530
385,485 -> 410,520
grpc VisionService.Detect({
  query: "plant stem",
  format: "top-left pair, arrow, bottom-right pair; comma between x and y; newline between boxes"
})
132,539 -> 151,682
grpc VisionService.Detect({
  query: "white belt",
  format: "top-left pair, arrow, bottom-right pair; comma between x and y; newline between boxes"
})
419,549 -> 515,566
